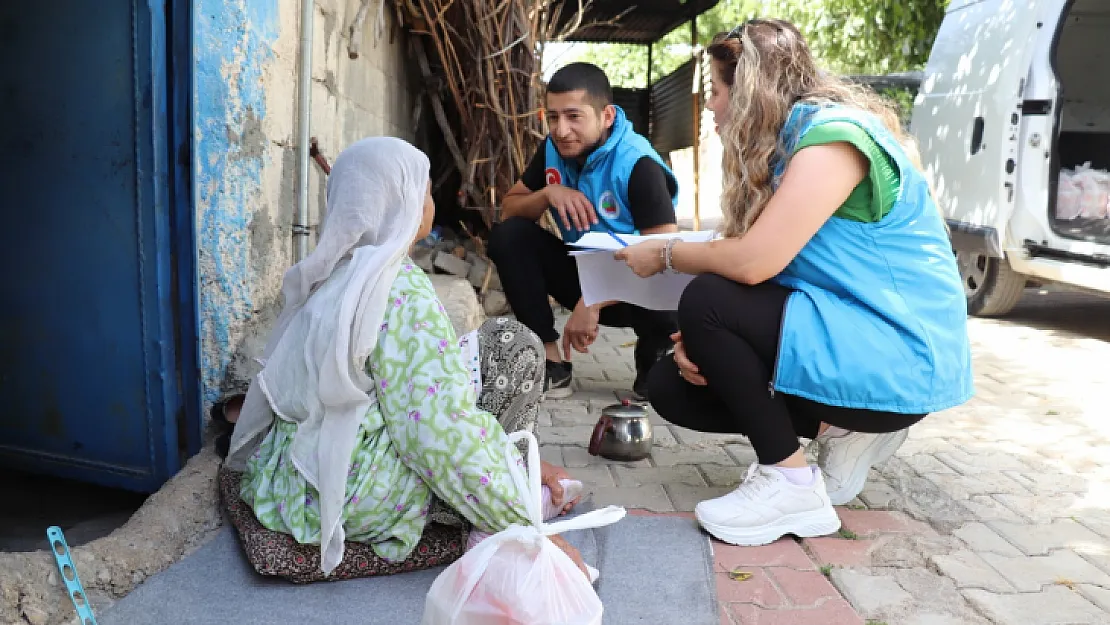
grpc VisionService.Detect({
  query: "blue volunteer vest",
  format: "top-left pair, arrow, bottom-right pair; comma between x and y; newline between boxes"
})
770,101 -> 974,414
543,105 -> 678,243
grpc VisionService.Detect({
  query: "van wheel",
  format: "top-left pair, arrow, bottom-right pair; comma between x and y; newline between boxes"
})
956,251 -> 1026,317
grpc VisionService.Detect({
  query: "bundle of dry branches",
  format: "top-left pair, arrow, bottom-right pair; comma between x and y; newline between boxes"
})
389,0 -> 600,231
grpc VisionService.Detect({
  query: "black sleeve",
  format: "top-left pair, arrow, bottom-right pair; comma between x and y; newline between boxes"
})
519,142 -> 547,192
626,157 -> 678,231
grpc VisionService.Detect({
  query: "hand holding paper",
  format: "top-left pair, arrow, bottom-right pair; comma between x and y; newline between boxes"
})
614,238 -> 667,278
569,231 -> 715,311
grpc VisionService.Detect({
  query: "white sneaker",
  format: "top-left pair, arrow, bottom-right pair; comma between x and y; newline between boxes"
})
817,429 -> 908,505
694,464 -> 841,546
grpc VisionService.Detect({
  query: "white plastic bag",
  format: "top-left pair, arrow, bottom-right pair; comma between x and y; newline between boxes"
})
1070,162 -> 1110,219
421,431 -> 626,625
1057,168 -> 1082,220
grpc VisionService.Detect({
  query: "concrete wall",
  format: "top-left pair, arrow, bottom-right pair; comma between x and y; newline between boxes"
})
194,0 -> 414,405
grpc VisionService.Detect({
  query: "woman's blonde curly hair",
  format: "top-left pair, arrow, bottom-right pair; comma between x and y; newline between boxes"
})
709,19 -> 923,238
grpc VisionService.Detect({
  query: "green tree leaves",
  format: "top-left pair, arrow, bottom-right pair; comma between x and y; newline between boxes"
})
785,0 -> 949,74
556,0 -> 949,87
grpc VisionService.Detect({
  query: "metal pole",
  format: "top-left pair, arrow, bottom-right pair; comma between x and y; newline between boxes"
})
690,17 -> 701,232
294,0 -> 315,263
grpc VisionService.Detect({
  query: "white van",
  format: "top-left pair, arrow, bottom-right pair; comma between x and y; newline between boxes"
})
912,0 -> 1110,315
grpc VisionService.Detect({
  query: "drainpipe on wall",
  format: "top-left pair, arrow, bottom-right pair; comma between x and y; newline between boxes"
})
293,0 -> 315,263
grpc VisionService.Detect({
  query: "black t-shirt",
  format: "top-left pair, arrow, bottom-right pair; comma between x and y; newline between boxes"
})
519,141 -> 678,231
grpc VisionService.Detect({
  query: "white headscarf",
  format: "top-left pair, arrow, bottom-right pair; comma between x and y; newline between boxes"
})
226,137 -> 430,575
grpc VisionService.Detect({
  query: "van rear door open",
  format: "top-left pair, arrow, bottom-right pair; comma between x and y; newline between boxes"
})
913,0 -> 1050,257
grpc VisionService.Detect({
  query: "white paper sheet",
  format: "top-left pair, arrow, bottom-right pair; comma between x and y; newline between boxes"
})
569,230 -> 715,252
571,230 -> 717,311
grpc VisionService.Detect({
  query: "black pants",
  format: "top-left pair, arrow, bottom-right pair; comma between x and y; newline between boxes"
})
647,273 -> 925,465
487,216 -> 677,369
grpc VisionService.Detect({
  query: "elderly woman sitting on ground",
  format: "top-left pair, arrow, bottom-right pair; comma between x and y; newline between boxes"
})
220,137 -> 585,577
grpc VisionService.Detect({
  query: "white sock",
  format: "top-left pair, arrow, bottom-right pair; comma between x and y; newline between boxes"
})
772,464 -> 817,486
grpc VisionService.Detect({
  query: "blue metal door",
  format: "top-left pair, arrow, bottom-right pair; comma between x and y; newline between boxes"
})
0,0 -> 197,491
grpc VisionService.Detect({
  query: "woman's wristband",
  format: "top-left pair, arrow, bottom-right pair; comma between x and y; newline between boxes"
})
663,238 -> 680,273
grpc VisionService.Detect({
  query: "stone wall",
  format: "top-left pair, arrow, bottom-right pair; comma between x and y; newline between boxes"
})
194,0 -> 414,407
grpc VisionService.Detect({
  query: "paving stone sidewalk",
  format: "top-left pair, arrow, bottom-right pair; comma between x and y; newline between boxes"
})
541,289 -> 1110,625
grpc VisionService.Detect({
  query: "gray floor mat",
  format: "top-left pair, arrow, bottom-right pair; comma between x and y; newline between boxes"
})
99,513 -> 716,625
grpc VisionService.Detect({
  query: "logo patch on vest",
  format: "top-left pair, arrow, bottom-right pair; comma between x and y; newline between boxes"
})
597,190 -> 620,219
545,168 -> 562,186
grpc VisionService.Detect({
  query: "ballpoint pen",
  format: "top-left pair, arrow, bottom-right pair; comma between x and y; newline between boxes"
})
606,230 -> 629,248
597,220 -> 629,247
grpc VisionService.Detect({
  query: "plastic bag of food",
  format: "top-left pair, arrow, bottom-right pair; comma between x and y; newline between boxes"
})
1071,162 -> 1110,219
1057,168 -> 1082,220
421,431 -> 625,625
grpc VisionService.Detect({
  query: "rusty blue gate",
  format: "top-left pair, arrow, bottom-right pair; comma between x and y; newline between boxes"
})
0,0 -> 199,492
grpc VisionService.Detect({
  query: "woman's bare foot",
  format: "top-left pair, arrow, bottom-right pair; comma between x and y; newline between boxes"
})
212,395 -> 245,459
224,395 -> 244,424
212,394 -> 245,426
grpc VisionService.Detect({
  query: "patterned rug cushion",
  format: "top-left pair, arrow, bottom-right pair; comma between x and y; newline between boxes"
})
218,466 -> 467,584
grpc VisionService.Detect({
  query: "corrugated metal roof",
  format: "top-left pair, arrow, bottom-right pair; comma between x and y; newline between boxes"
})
554,0 -> 721,44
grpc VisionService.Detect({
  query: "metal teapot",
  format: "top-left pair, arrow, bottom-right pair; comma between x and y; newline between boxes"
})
588,399 -> 654,462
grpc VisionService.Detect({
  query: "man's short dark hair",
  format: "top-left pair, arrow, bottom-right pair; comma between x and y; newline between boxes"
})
546,62 -> 613,110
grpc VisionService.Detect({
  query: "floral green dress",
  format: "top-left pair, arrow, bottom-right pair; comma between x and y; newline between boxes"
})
241,260 -> 530,562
